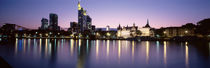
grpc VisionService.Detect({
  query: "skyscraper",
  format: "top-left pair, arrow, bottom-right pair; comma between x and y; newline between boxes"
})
78,1 -> 92,32
40,18 -> 48,30
48,13 -> 60,31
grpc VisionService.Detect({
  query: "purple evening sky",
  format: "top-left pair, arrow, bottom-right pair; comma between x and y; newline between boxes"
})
0,0 -> 210,29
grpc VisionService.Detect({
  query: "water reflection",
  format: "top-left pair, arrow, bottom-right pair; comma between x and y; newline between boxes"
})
15,38 -> 18,55
156,41 -> 160,59
45,39 -> 48,58
132,40 -> 135,62
1,39 -> 208,68
118,40 -> 121,61
39,39 -> 42,54
28,39 -> 31,53
164,41 -> 167,66
107,40 -> 110,57
70,39 -> 74,56
146,41 -> 150,64
87,40 -> 89,54
96,40 -> 99,60
49,39 -> 58,68
185,42 -> 189,68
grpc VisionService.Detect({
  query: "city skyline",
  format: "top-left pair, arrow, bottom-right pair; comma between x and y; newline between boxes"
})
1,1 -> 210,68
0,0 -> 210,29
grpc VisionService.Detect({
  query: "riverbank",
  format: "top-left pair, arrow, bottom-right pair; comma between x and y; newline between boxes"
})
0,56 -> 11,68
0,36 -> 210,42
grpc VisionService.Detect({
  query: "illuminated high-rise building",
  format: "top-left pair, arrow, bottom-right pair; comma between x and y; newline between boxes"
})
78,1 -> 92,32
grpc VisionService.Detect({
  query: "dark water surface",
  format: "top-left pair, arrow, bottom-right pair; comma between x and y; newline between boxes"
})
0,39 -> 210,68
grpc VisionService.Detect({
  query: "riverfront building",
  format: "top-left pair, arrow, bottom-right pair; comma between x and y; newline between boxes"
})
78,1 -> 93,32
48,13 -> 60,31
139,19 -> 155,37
117,23 -> 138,38
39,18 -> 48,30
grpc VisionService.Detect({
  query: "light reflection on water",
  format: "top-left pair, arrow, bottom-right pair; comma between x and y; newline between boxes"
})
0,39 -> 209,68
164,41 -> 167,67
185,42 -> 189,68
146,41 -> 149,64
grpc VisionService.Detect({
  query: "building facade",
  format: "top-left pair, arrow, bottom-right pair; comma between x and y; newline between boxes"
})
163,27 -> 195,37
78,1 -> 92,32
68,22 -> 80,34
117,24 -> 138,38
48,13 -> 60,31
138,19 -> 154,37
39,18 -> 48,30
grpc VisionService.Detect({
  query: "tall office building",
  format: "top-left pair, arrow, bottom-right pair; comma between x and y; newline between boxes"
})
78,1 -> 92,32
48,13 -> 60,31
40,18 -> 48,30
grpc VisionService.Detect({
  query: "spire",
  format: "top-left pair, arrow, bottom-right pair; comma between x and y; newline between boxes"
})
118,24 -> 121,27
144,19 -> 151,28
117,24 -> 122,30
78,0 -> 82,10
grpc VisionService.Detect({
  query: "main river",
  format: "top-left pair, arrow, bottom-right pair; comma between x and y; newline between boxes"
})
0,39 -> 209,68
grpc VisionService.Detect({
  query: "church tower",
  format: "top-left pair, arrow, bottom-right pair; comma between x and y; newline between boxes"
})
144,19 -> 151,28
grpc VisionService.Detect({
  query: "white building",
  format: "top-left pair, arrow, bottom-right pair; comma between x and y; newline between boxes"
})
117,20 -> 154,38
117,24 -> 138,38
138,19 -> 154,37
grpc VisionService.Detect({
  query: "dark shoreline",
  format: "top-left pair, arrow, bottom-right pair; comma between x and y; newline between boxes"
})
0,36 -> 210,42
0,56 -> 12,68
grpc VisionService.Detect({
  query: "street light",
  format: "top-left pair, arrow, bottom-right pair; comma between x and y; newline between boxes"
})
107,32 -> 111,37
96,32 -> 100,36
163,31 -> 166,34
49,32 -> 52,35
39,34 -> 42,37
185,30 -> 188,33
45,33 -> 48,37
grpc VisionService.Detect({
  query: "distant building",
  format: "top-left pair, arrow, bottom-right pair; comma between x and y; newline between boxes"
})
91,25 -> 96,31
106,25 -> 110,31
163,27 -> 195,37
39,18 -> 48,30
68,22 -> 80,33
0,23 -> 16,38
117,23 -> 138,38
139,19 -> 155,37
95,27 -> 117,39
48,13 -> 60,31
0,23 -> 16,32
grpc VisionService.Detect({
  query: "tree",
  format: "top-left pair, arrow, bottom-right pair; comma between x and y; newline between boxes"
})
136,30 -> 142,37
196,18 -> 210,36
130,30 -> 141,38
154,28 -> 164,37
182,23 -> 196,29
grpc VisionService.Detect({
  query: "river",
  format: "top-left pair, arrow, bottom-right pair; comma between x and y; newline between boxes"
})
0,38 -> 209,68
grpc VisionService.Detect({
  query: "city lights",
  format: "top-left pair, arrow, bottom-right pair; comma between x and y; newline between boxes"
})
0,0 -> 210,68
